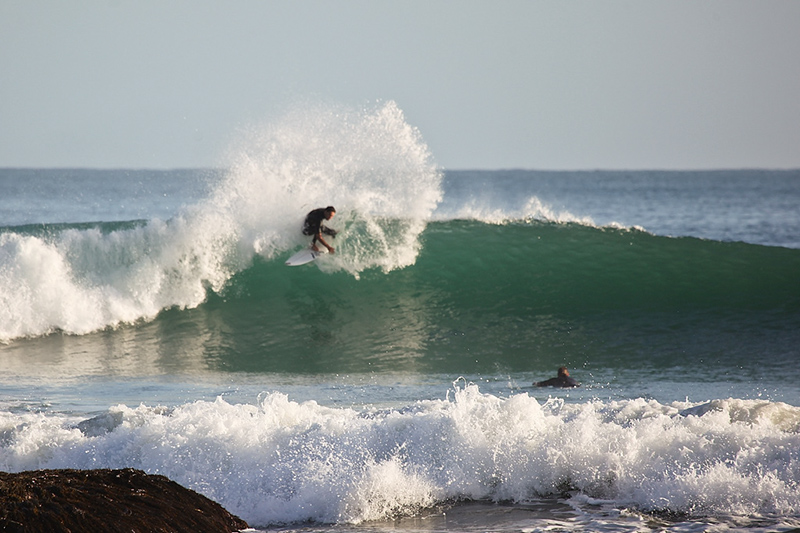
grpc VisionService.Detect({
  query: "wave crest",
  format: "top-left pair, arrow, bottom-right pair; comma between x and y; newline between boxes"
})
0,101 -> 441,340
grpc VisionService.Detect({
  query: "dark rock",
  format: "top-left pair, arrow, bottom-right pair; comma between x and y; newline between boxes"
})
0,468 -> 249,533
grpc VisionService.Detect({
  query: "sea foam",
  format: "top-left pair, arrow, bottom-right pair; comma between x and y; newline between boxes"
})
1,383 -> 797,527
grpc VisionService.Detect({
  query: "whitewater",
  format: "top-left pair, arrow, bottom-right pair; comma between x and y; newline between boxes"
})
0,101 -> 442,340
3,383 -> 800,529
1,101 -> 800,532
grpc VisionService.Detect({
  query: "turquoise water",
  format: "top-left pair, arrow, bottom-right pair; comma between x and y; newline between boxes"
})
1,104 -> 799,531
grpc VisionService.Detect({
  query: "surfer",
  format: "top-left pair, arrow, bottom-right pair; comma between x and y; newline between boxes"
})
535,367 -> 580,388
303,206 -> 337,253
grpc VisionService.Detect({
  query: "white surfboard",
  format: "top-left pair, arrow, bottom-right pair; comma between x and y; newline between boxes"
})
285,248 -> 324,266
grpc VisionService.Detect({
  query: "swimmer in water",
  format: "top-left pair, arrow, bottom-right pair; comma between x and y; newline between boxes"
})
534,367 -> 580,388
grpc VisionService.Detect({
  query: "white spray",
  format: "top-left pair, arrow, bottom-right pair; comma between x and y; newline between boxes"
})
0,101 -> 442,340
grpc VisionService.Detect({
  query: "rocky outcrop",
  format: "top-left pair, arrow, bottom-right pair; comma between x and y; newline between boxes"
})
0,468 -> 249,533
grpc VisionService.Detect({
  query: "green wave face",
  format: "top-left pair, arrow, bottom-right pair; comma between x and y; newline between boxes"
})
193,220 -> 800,374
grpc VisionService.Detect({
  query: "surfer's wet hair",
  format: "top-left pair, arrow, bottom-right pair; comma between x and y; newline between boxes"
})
325,206 -> 336,214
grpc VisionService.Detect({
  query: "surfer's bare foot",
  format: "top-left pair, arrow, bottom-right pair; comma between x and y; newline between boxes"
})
311,244 -> 320,252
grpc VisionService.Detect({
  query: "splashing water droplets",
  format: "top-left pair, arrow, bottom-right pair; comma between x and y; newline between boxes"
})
0,101 -> 441,339
215,100 -> 443,274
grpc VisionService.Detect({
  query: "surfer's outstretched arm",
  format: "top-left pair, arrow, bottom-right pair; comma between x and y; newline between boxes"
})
320,235 -> 334,253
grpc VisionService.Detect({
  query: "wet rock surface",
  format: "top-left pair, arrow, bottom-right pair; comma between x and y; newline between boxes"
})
0,468 -> 249,532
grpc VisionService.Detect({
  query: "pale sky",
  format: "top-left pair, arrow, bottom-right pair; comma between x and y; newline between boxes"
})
2,1 -> 799,170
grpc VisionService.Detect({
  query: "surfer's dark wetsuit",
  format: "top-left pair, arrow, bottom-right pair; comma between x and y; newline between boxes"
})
535,367 -> 580,388
302,206 -> 337,252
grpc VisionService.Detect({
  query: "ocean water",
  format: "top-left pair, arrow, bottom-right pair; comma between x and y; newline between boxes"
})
1,102 -> 799,532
